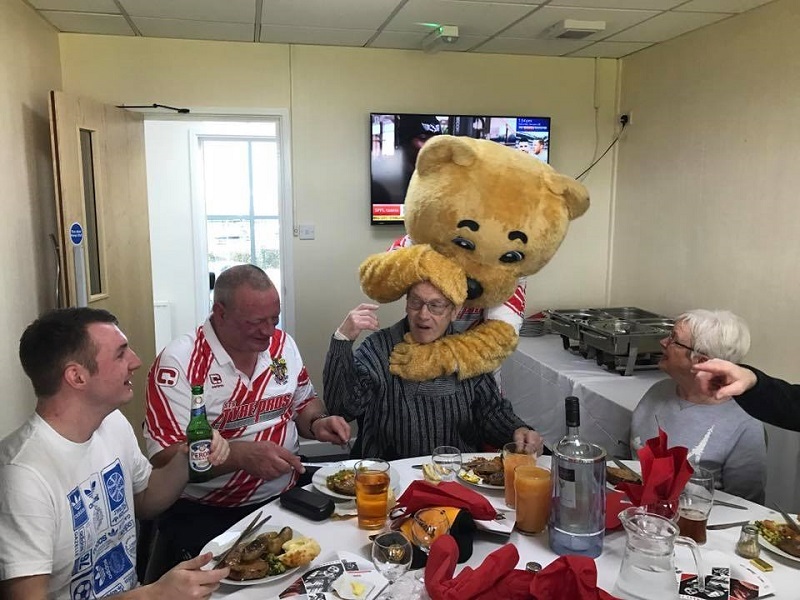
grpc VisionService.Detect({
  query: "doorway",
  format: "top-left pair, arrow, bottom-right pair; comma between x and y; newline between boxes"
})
143,116 -> 294,352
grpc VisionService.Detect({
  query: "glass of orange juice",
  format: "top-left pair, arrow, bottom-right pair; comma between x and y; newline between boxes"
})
503,442 -> 537,508
355,459 -> 391,530
514,465 -> 551,534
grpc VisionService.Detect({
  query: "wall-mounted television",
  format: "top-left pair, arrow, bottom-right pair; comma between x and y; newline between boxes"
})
370,112 -> 551,225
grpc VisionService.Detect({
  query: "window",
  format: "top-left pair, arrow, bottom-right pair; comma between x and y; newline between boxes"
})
199,132 -> 283,309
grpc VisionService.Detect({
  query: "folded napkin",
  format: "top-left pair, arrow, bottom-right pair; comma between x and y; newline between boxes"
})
424,535 -> 619,600
616,428 -> 693,519
393,481 -> 497,521
605,489 -> 631,530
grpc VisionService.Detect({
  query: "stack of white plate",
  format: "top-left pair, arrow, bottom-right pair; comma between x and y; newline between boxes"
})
520,318 -> 547,337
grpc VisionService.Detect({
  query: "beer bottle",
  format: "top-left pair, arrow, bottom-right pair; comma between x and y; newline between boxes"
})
187,384 -> 213,483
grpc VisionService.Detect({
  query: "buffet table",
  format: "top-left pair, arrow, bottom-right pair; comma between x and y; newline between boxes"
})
503,334 -> 668,458
210,456 -> 797,599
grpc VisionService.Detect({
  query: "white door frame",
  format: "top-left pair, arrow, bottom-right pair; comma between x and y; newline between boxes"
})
145,108 -> 295,336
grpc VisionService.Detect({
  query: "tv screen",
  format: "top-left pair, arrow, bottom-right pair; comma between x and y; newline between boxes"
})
369,112 -> 551,225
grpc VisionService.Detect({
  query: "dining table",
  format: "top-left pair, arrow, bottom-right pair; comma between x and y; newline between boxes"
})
209,455 -> 798,599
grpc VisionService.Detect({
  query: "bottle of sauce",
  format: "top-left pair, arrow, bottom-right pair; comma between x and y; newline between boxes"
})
187,384 -> 213,483
548,396 -> 607,558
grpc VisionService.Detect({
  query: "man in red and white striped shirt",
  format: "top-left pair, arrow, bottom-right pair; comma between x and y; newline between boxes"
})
143,264 -> 349,580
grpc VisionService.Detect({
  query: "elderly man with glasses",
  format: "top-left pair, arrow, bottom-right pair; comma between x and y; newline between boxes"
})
323,280 -> 542,460
630,309 -> 766,502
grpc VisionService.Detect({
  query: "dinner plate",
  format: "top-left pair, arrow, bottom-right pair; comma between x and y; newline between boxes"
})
754,519 -> 800,564
456,452 -> 505,491
200,528 -> 303,586
312,459 -> 401,501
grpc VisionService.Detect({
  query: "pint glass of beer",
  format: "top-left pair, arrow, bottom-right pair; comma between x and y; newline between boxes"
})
355,459 -> 391,530
677,466 -> 714,544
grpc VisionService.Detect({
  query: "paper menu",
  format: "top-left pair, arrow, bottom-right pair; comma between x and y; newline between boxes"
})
676,550 -> 773,600
277,550 -> 388,600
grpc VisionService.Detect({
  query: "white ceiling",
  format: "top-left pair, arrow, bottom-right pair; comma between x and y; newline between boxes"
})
26,0 -> 777,59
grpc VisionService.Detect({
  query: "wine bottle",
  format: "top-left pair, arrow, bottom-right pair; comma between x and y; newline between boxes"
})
548,396 -> 607,558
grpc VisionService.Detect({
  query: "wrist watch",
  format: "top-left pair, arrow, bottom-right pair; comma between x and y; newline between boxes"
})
308,412 -> 329,438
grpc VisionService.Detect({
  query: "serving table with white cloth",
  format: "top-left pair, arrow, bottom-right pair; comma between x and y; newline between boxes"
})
503,334 -> 669,458
209,456 -> 797,599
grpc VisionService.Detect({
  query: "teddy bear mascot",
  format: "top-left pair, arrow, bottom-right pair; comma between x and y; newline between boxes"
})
360,134 -> 589,381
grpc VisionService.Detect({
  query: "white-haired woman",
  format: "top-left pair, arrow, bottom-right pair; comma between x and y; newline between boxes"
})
630,309 -> 766,502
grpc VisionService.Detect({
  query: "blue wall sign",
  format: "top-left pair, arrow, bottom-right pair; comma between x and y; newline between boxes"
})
70,222 -> 84,246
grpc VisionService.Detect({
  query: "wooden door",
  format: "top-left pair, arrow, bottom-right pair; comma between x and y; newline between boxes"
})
49,91 -> 155,445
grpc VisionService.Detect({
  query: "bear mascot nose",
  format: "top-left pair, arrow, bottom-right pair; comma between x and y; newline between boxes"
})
466,278 -> 484,300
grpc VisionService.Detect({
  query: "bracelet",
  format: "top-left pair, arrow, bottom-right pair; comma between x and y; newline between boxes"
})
308,412 -> 329,438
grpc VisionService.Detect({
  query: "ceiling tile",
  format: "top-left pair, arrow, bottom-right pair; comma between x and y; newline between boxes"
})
676,0 -> 775,13
133,17 -> 254,41
120,0 -> 256,23
547,0 -> 682,8
478,36 -> 592,56
259,25 -> 373,46
28,0 -> 118,11
38,11 -> 134,35
505,6 -> 658,41
606,9 -> 729,42
260,0 -> 399,29
566,40 -> 653,57
384,0 -> 536,35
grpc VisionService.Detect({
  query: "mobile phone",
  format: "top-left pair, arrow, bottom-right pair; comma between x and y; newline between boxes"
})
279,487 -> 335,521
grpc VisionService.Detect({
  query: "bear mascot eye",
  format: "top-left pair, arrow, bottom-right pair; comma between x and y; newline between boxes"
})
500,250 -> 525,263
452,236 -> 476,251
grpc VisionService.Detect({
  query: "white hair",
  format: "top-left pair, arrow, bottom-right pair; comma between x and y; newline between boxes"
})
677,309 -> 750,363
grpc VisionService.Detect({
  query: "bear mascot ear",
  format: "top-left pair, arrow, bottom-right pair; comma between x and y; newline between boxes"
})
359,134 -> 589,381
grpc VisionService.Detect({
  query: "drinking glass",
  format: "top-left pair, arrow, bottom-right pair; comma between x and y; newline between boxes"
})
503,441 -> 538,508
431,446 -> 462,481
371,531 -> 413,583
355,458 -> 391,530
410,508 -> 450,556
678,466 -> 714,544
514,465 -> 551,535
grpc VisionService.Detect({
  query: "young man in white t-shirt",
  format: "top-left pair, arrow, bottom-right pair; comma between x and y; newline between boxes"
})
0,308 -> 230,600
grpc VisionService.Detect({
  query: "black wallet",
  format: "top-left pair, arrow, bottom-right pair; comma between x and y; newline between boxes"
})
279,487 -> 335,521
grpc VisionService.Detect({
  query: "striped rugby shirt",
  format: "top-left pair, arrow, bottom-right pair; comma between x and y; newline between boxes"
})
144,318 -> 316,506
388,235 -> 526,333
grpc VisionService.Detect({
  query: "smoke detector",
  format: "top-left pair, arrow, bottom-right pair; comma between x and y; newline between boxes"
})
421,25 -> 460,53
541,19 -> 606,40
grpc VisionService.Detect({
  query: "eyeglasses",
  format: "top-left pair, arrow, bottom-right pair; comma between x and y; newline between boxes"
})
406,295 -> 453,316
666,331 -> 696,353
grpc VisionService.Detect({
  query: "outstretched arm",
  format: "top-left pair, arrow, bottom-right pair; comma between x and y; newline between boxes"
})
359,244 -> 467,305
693,359 -> 800,432
389,320 -> 518,381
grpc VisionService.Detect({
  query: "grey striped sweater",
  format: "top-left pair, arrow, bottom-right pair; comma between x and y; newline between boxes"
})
323,319 -> 531,459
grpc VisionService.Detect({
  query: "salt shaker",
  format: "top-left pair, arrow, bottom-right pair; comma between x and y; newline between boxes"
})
735,524 -> 760,559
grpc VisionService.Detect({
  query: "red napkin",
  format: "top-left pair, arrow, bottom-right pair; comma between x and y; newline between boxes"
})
394,481 -> 497,521
616,428 -> 693,518
425,535 -> 619,600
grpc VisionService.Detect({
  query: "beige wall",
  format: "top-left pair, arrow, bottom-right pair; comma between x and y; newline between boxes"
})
615,0 -> 800,508
59,35 -> 619,393
0,0 -> 61,438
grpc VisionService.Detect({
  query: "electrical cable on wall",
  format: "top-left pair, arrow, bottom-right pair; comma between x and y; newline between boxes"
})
575,117 -> 628,181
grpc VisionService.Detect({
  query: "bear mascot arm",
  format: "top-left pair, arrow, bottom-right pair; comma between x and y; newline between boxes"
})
360,135 -> 589,381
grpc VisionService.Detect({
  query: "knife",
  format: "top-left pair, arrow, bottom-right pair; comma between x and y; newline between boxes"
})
707,520 -> 751,530
611,458 -> 642,483
713,499 -> 748,510
773,502 -> 800,534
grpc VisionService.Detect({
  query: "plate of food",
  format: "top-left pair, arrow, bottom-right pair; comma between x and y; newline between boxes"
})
312,459 -> 401,500
457,454 -> 504,490
200,526 -> 321,586
754,518 -> 800,563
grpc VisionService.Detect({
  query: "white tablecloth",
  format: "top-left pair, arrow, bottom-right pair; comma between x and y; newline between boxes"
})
503,334 -> 668,458
210,457 -> 798,599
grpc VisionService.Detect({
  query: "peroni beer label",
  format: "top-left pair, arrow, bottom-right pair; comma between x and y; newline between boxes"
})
189,440 -> 212,472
